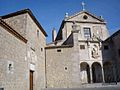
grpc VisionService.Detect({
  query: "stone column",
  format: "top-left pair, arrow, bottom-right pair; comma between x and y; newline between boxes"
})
90,66 -> 93,83
101,66 -> 105,83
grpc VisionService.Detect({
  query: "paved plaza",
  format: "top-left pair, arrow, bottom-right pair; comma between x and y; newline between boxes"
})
43,83 -> 120,90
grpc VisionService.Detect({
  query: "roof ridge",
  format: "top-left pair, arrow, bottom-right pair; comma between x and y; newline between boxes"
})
105,29 -> 120,41
1,8 -> 30,18
0,19 -> 27,43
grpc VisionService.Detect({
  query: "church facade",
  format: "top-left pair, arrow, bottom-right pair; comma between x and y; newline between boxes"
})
0,8 -> 120,90
45,10 -> 110,88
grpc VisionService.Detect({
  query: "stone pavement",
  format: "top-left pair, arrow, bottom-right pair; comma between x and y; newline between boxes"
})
43,87 -> 120,90
80,83 -> 118,88
43,83 -> 120,90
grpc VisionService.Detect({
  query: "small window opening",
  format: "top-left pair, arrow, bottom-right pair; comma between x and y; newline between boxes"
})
57,49 -> 61,52
37,30 -> 39,37
104,45 -> 109,50
41,48 -> 43,51
83,15 -> 88,19
80,45 -> 85,49
65,67 -> 67,70
8,64 -> 12,71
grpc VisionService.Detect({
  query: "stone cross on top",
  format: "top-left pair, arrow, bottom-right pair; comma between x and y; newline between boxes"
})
81,2 -> 85,11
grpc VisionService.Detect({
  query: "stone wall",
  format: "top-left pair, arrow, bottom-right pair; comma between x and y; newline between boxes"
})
26,13 -> 46,90
45,46 -> 82,88
3,14 -> 27,38
102,32 -> 120,82
46,31 -> 104,87
1,12 -> 46,90
0,25 -> 27,90
110,32 -> 120,82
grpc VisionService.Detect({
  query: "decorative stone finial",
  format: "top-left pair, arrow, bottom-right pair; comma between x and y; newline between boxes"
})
65,13 -> 68,18
81,2 -> 85,11
100,15 -> 104,20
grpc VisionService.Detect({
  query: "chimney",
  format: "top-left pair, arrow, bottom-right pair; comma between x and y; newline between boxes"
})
52,28 -> 57,42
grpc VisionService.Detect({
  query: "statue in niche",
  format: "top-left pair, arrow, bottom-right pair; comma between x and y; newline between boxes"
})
91,45 -> 99,58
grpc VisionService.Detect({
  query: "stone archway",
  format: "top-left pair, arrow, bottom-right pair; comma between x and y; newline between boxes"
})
80,62 -> 90,84
103,61 -> 115,83
92,62 -> 103,83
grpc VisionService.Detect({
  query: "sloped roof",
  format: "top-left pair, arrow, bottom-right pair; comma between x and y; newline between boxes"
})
1,9 -> 48,37
65,10 -> 104,22
0,19 -> 27,43
105,29 -> 120,42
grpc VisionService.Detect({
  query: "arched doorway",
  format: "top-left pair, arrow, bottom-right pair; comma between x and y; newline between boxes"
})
92,62 -> 103,83
80,62 -> 90,84
103,61 -> 115,83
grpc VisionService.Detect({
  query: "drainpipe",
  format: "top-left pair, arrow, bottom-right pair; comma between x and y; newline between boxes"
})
45,48 -> 47,88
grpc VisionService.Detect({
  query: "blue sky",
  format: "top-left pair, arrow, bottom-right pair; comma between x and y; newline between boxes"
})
0,0 -> 120,42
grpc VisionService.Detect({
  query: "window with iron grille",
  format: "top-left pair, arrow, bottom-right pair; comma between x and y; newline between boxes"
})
83,27 -> 91,39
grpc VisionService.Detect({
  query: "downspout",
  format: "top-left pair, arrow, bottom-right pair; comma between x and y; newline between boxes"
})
45,48 -> 47,88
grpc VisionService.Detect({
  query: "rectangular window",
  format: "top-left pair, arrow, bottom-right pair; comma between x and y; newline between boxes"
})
41,48 -> 43,52
57,49 -> 61,52
104,45 -> 109,50
84,28 -> 91,39
37,30 -> 39,37
80,45 -> 85,49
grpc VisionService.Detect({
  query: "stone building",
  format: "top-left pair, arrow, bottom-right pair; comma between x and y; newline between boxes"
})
103,30 -> 120,82
45,10 -> 109,88
0,8 -> 120,90
0,9 -> 47,90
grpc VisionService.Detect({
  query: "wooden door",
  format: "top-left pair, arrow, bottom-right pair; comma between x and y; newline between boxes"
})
30,70 -> 34,90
